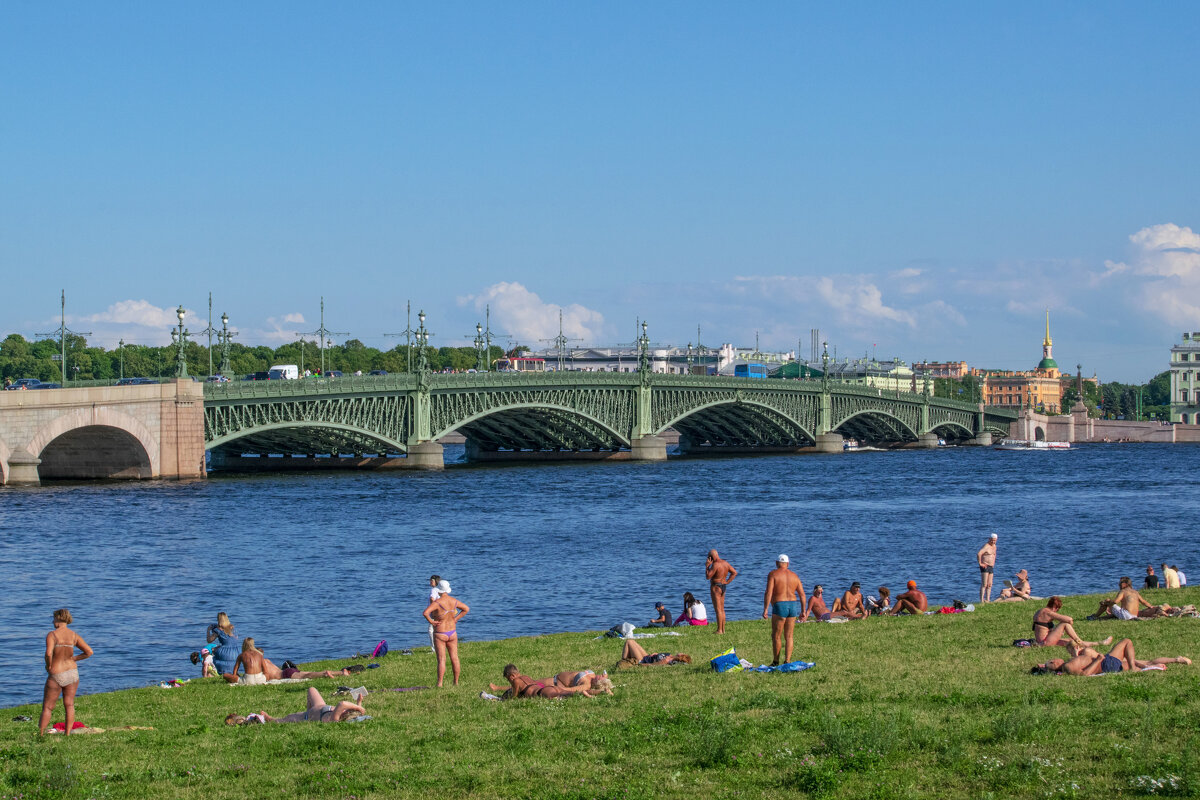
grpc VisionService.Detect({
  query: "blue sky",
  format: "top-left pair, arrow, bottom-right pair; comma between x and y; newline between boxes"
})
2,3 -> 1198,381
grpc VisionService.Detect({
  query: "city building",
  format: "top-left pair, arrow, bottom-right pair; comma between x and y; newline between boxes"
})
523,343 -> 794,375
1169,330 -> 1200,423
913,361 -> 970,379
978,312 -> 1066,413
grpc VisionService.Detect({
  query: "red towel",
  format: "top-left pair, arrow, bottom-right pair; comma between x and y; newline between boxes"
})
52,721 -> 87,731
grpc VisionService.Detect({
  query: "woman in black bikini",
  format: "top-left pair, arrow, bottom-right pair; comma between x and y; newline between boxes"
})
39,608 -> 92,736
490,664 -> 591,699
1031,597 -> 1109,652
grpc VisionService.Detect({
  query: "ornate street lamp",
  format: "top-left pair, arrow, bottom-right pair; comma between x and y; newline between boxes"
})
118,338 -> 125,381
474,322 -> 486,372
417,310 -> 430,375
219,312 -> 236,375
171,305 -> 190,378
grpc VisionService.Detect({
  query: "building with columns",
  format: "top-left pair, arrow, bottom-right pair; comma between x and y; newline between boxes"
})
1169,330 -> 1200,423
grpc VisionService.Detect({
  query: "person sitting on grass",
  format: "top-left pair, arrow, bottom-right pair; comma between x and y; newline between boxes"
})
617,638 -> 692,668
1090,577 -> 1167,620
889,581 -> 928,615
997,569 -> 1034,601
488,664 -> 600,698
674,592 -> 708,626
832,582 -> 868,618
866,586 -> 891,614
191,647 -> 219,678
1031,597 -> 1111,652
224,687 -> 365,723
1032,639 -> 1191,676
647,602 -> 673,628
222,638 -> 270,685
802,585 -> 835,621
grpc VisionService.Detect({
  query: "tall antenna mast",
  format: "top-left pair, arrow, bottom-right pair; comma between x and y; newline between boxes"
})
384,300 -> 419,372
37,291 -> 91,385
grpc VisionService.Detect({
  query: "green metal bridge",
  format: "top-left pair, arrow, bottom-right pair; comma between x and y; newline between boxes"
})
203,372 -> 1016,469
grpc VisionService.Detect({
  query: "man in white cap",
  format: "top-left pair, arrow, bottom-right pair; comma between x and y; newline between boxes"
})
762,555 -> 805,666
977,533 -> 998,603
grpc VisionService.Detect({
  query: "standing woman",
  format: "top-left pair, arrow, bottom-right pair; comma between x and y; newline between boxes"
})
423,580 -> 469,688
38,608 -> 92,736
206,612 -> 242,676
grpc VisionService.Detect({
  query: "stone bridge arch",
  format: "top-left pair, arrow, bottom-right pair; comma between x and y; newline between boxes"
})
27,408 -> 160,480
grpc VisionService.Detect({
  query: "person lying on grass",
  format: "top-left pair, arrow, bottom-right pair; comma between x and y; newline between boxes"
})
549,669 -> 615,695
617,638 -> 692,667
224,687 -> 365,724
1031,596 -> 1112,652
1091,577 -> 1169,620
1031,638 -> 1191,676
488,664 -> 602,698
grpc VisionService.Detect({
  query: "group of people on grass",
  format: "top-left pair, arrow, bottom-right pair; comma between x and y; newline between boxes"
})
36,546 -> 1194,733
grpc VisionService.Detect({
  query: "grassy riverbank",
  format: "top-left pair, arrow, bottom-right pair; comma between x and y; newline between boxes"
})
4,588 -> 1199,799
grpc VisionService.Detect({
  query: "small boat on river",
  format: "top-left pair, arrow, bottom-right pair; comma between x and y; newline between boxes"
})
994,439 -> 1070,451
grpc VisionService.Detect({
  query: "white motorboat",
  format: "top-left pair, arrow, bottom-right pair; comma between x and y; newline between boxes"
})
994,439 -> 1070,451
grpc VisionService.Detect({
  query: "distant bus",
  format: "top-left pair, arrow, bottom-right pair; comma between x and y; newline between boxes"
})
734,363 -> 768,379
494,356 -> 546,373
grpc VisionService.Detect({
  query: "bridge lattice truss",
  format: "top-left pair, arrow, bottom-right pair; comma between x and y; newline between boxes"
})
203,374 -> 1016,455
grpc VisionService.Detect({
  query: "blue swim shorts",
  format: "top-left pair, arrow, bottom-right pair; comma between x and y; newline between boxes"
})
771,601 -> 798,618
1101,654 -> 1124,674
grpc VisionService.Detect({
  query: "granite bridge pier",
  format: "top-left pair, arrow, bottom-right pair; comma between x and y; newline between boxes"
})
0,372 -> 1016,485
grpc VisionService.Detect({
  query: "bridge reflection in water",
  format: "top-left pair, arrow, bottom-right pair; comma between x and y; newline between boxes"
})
202,372 -> 1015,472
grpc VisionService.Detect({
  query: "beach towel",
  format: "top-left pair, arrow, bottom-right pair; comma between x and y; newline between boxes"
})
749,660 -> 816,673
593,630 -> 682,641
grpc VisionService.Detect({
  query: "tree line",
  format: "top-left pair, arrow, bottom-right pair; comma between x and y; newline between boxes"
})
0,334 -> 512,383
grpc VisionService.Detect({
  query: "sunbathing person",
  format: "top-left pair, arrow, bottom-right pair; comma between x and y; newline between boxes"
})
997,569 -> 1033,601
225,687 -> 365,723
619,638 -> 692,667
866,586 -> 891,614
261,657 -> 352,681
489,664 -> 597,698
550,669 -> 615,695
1032,639 -> 1191,676
831,582 -> 867,618
889,581 -> 929,615
223,638 -> 269,685
804,585 -> 846,621
1031,597 -> 1111,652
1091,577 -> 1166,620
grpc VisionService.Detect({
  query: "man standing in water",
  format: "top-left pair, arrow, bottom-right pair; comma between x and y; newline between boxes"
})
706,549 -> 738,634
977,533 -> 997,603
762,555 -> 805,666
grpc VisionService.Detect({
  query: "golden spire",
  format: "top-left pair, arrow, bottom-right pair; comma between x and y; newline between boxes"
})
1043,309 -> 1052,347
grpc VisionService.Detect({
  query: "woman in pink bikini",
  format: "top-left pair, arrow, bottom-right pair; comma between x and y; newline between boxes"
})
38,608 -> 93,736
423,580 -> 469,688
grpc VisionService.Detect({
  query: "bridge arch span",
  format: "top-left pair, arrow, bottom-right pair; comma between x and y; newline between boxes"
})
207,422 -> 409,456
657,398 -> 816,448
928,421 -> 975,441
27,408 -> 161,480
834,409 -> 920,443
437,403 -> 632,452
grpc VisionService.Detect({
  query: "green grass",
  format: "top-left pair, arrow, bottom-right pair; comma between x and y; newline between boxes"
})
4,588 -> 1200,799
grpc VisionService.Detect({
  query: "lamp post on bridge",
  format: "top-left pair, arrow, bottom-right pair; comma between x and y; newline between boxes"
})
416,310 -> 433,378
637,320 -> 650,375
473,322 -> 487,372
198,292 -> 219,378
171,305 -> 190,379
118,339 -> 125,381
219,312 -> 237,375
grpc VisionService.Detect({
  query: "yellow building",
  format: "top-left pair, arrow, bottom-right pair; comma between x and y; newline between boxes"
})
979,312 -> 1065,413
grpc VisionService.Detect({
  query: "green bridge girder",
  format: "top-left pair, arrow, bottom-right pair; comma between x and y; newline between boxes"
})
203,373 -> 1017,457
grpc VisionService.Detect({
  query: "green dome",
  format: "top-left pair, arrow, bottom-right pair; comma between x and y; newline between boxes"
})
1038,357 -> 1059,370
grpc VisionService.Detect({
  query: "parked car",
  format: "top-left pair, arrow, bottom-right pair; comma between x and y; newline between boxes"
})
4,378 -> 42,390
32,382 -> 61,389
205,375 -> 230,383
116,377 -> 157,386
324,370 -> 343,378
369,369 -> 388,376
243,372 -> 271,381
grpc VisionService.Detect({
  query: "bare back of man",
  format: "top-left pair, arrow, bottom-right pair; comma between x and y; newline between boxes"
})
762,559 -> 805,665
706,549 -> 738,634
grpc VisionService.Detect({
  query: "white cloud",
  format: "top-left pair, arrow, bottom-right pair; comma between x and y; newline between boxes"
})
815,276 -> 916,327
282,312 -> 306,324
81,300 -> 186,329
1104,223 -> 1200,325
458,282 -> 606,344
891,267 -> 923,279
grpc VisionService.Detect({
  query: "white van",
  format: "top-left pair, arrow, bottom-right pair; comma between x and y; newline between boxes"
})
267,364 -> 299,380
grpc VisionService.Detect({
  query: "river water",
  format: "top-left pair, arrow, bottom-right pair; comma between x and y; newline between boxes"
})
1,443 -> 1196,708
